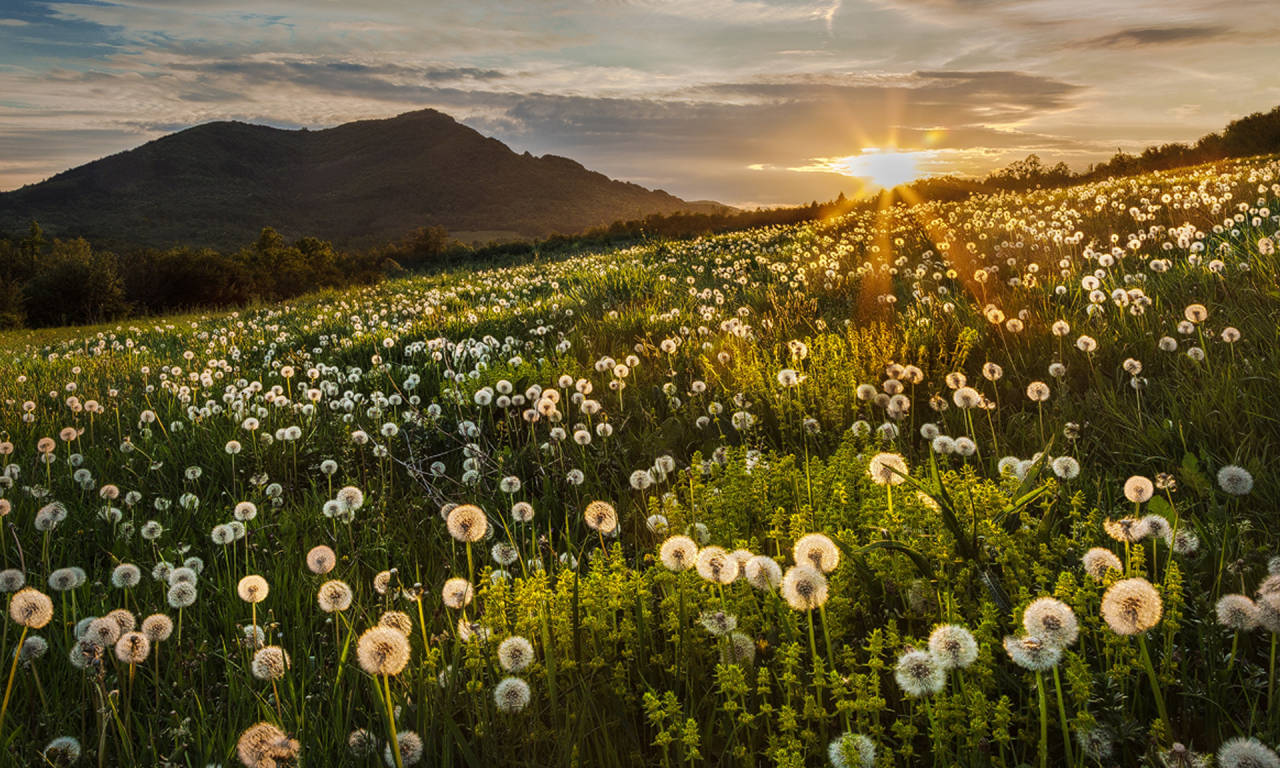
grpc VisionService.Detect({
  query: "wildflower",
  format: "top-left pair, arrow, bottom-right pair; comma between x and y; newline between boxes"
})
1123,476 -> 1154,503
1075,724 -> 1115,764
494,676 -> 531,713
498,636 -> 535,673
1217,465 -> 1254,496
387,731 -> 424,766
357,626 -> 410,676
584,501 -> 619,534
441,578 -> 473,609
447,504 -> 488,542
1216,738 -> 1280,768
142,614 -> 174,642
43,737 -> 81,766
779,565 -> 828,611
115,632 -> 151,664
348,729 -> 378,758
1022,597 -> 1079,647
237,722 -> 301,768
895,649 -> 944,697
10,588 -> 53,628
166,583 -> 197,609
659,536 -> 698,571
251,646 -> 290,680
1025,382 -> 1050,402
744,555 -> 782,589
1104,517 -> 1150,543
928,625 -> 978,669
318,581 -> 353,612
1003,635 -> 1062,671
1101,577 -> 1162,635
1051,456 -> 1080,479
793,533 -> 840,573
828,732 -> 876,768
1216,595 -> 1259,630
698,610 -> 738,636
238,575 -> 269,603
0,570 -> 23,592
867,453 -> 908,485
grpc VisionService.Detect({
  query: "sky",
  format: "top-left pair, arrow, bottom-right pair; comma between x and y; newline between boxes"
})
1,0 -> 1278,208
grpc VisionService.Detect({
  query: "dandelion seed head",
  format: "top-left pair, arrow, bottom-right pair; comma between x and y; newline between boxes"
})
238,575 -> 269,603
43,737 -> 81,766
493,676 -> 531,713
447,504 -> 488,542
1003,635 -> 1062,671
1104,517 -> 1151,544
867,453 -> 908,485
828,732 -> 876,768
1216,595 -> 1259,630
928,625 -> 978,669
252,645 -> 290,680
348,729 -> 378,758
659,536 -> 698,571
1075,724 -> 1115,763
1101,577 -> 1163,635
584,501 -> 618,534
894,649 -> 945,697
357,626 -> 411,676
698,610 -> 738,636
115,632 -> 151,664
695,546 -> 739,585
498,636 -> 534,673
0,570 -> 23,592
793,533 -> 839,573
1022,597 -> 1079,647
780,565 -> 828,611
10,588 -> 53,628
236,722 -> 300,768
142,614 -> 173,642
307,545 -> 336,574
441,578 -> 474,609
318,581 -> 353,612
386,731 -> 424,767
166,582 -> 197,609
1217,465 -> 1254,496
1217,737 -> 1280,768
744,555 -> 782,590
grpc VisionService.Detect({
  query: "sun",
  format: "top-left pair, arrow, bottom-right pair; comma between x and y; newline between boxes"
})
832,149 -> 926,190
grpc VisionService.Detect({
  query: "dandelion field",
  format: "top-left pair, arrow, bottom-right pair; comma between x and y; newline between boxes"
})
2,157 -> 1280,768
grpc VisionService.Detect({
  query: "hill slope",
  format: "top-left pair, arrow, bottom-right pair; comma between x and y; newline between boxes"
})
0,110 -> 722,249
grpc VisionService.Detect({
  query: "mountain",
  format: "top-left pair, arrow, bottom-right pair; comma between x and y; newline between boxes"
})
0,109 -> 726,250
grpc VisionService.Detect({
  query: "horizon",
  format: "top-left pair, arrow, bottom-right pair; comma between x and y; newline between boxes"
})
2,1 -> 1278,208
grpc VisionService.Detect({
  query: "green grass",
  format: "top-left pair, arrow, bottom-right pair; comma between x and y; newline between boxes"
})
1,156 -> 1279,767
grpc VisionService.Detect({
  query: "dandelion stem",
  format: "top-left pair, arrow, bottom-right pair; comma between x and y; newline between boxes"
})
0,626 -> 27,734
383,673 -> 405,768
1138,633 -> 1171,742
1051,665 -> 1074,768
1036,670 -> 1048,768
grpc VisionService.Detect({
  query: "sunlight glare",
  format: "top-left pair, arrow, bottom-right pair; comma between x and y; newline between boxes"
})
834,150 -> 924,189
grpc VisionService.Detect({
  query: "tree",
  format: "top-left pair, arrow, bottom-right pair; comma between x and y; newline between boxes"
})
23,238 -> 129,327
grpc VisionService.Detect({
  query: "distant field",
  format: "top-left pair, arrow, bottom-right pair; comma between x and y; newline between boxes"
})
2,157 -> 1279,767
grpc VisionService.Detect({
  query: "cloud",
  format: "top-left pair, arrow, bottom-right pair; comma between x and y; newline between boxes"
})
0,19 -> 29,27
1081,25 -> 1230,48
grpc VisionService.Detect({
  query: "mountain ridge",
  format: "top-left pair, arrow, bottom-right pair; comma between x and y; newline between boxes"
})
0,109 -> 726,250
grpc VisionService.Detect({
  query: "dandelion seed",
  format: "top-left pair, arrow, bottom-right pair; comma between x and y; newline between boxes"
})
493,676 -> 531,713
584,501 -> 619,534
1183,303 -> 1208,323
252,645 -> 290,680
238,575 -> 269,603
84,618 -> 121,647
1216,737 -> 1280,768
0,570 -> 23,592
1217,465 -> 1254,496
357,626 -> 410,676
1104,517 -> 1151,543
1051,456 -> 1080,479
115,632 -> 150,664
47,567 -> 84,592
793,533 -> 840,573
1075,724 -> 1115,763
744,555 -> 782,590
1123,476 -> 1154,503
43,737 -> 81,766
142,614 -> 174,642
348,729 -> 378,758
511,502 -> 534,523
1025,382 -> 1050,402
447,504 -> 488,542
20,635 -> 48,661
1216,595 -> 1259,630
386,731 -> 424,767
237,722 -> 301,768
928,625 -> 978,669
336,486 -> 364,511
698,610 -> 738,636
895,650 -> 944,697
441,578 -> 474,609
695,546 -> 739,584
1003,635 -> 1062,671
105,608 -> 135,634
867,453 -> 908,485
828,732 -> 876,768
1101,577 -> 1162,635
498,636 -> 534,673
1022,598 -> 1079,647
779,565 -> 828,611
235,501 -> 258,521
318,581 -> 353,612
166,583 -> 197,609
307,545 -> 336,574
659,536 -> 698,572
10,587 -> 53,629
374,571 -> 393,595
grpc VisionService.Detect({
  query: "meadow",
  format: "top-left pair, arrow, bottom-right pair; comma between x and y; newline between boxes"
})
2,156 -> 1280,768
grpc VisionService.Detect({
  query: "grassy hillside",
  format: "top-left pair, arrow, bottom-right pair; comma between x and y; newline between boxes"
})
1,156 -> 1278,766
0,110 -> 724,250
